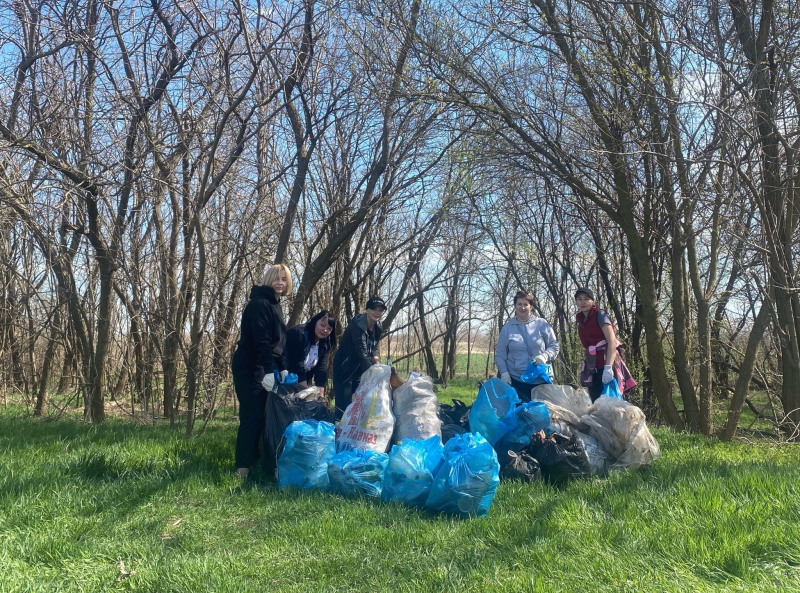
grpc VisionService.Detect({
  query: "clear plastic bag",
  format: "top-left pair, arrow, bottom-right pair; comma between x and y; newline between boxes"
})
540,401 -> 587,437
532,384 -> 593,417
580,396 -> 661,471
391,374 -> 442,443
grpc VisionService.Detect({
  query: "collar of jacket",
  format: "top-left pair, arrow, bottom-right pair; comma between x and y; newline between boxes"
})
248,284 -> 279,304
576,305 -> 598,324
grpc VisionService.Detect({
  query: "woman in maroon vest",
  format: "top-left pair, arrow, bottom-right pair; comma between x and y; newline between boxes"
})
575,287 -> 635,401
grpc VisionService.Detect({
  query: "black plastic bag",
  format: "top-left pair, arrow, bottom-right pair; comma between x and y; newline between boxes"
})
440,423 -> 467,444
528,432 -> 591,486
500,451 -> 541,483
438,398 -> 471,430
263,384 -> 333,475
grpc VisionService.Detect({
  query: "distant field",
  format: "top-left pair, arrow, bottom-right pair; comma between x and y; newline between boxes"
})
387,351 -> 494,379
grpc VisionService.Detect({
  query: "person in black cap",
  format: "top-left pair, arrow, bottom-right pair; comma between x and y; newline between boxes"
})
575,287 -> 636,401
332,296 -> 387,420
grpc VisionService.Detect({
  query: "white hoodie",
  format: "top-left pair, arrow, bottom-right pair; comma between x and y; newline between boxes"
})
495,316 -> 559,380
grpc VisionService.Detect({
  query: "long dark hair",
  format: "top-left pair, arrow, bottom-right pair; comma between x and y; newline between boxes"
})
304,310 -> 337,347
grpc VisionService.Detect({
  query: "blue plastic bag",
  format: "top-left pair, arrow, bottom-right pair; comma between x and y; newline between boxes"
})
600,378 -> 623,399
520,362 -> 552,385
274,370 -> 299,385
278,420 -> 336,491
469,378 -> 520,446
425,433 -> 500,518
495,401 -> 551,451
327,449 -> 389,498
382,435 -> 444,507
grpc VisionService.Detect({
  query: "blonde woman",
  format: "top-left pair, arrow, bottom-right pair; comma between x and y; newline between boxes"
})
231,263 -> 292,479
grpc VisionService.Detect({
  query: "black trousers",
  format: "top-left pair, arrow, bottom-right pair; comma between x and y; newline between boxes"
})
509,377 -> 534,403
587,372 -> 604,403
233,367 -> 268,469
332,372 -> 361,421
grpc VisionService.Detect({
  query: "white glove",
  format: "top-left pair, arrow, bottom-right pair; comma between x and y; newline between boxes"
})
602,365 -> 614,384
500,372 -> 511,384
279,370 -> 289,382
533,355 -> 547,366
262,374 -> 275,392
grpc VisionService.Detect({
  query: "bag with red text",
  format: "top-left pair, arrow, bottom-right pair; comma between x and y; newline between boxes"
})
336,364 -> 395,453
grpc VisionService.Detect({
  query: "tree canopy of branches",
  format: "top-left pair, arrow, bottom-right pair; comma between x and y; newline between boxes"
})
1,0 -> 798,440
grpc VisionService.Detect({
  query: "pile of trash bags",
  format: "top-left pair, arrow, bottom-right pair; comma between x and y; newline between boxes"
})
275,366 -> 660,518
473,379 -> 660,481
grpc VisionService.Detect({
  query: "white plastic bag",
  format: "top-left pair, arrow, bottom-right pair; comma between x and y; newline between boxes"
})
391,374 -> 442,443
294,386 -> 323,401
336,365 -> 395,453
541,401 -> 587,437
532,384 -> 592,417
580,396 -> 660,471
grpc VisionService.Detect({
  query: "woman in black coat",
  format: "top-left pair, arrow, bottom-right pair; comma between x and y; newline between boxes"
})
283,310 -> 337,399
231,264 -> 292,479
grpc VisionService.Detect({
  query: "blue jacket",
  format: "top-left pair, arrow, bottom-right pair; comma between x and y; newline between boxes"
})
283,324 -> 333,387
495,316 -> 559,380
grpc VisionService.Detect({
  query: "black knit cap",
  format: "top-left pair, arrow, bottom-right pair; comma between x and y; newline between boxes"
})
366,296 -> 387,310
574,287 -> 595,300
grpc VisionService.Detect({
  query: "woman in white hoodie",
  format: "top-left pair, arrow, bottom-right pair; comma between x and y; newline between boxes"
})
495,290 -> 560,402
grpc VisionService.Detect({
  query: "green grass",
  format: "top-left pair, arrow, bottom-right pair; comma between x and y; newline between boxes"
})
1,407 -> 799,593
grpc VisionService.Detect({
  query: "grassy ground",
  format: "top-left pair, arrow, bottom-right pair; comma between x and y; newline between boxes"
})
1,396 -> 799,592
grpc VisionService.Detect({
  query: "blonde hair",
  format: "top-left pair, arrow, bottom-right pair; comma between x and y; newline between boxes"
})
261,264 -> 293,296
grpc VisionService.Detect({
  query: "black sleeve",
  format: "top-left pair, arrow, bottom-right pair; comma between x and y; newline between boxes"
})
252,302 -> 280,373
373,323 -> 382,358
352,325 -> 374,374
283,326 -> 305,378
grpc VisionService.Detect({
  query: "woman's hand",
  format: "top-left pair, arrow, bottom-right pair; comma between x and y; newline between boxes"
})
261,374 -> 275,392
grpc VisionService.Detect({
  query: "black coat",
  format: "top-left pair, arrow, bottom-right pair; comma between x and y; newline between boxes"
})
231,285 -> 287,377
283,324 -> 333,387
332,313 -> 382,384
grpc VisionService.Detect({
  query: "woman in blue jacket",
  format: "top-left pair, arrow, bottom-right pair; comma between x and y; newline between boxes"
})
495,290 -> 559,402
283,310 -> 337,399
